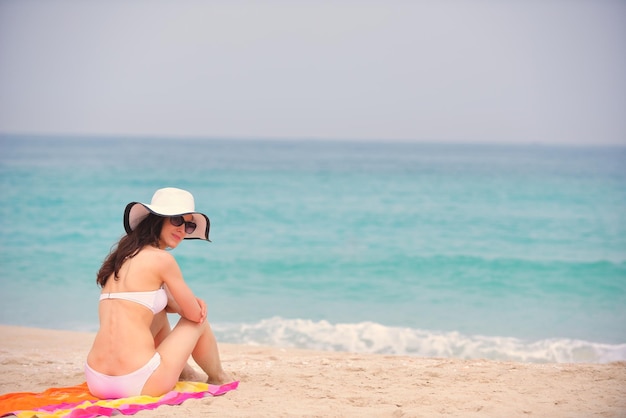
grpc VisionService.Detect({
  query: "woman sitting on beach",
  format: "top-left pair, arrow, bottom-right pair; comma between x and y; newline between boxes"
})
85,187 -> 232,399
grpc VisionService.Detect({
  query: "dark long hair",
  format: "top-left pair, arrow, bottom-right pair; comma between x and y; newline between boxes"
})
96,213 -> 164,287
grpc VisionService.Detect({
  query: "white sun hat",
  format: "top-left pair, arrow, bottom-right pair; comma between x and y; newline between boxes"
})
123,187 -> 211,241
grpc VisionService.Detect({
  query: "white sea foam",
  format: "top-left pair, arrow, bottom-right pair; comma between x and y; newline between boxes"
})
214,317 -> 626,364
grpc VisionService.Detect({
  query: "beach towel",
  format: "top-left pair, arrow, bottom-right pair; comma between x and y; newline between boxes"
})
0,380 -> 239,418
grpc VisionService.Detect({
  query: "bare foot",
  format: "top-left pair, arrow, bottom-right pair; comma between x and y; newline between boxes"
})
179,363 -> 203,382
207,370 -> 235,385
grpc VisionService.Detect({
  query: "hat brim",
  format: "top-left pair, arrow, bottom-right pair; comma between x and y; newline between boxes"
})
123,202 -> 211,241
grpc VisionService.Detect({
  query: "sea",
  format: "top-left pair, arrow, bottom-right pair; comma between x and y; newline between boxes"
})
1,135 -> 625,364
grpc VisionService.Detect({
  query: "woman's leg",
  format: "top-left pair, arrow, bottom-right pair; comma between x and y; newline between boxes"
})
142,317 -> 231,396
150,311 -> 200,381
189,319 -> 230,385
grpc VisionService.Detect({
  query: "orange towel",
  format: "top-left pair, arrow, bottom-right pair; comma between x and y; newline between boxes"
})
0,380 -> 238,418
0,383 -> 97,416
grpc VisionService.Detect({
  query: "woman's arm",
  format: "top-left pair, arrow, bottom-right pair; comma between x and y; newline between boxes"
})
163,284 -> 207,323
157,252 -> 204,323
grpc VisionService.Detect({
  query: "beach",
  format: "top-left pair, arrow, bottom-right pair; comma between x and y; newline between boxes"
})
1,325 -> 624,417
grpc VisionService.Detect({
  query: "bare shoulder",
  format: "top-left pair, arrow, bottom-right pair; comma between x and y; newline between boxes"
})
138,246 -> 177,267
133,247 -> 182,285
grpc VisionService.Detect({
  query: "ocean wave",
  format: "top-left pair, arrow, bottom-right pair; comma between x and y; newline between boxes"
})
213,317 -> 626,364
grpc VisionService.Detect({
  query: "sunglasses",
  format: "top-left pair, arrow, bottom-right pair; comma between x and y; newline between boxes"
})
169,216 -> 197,234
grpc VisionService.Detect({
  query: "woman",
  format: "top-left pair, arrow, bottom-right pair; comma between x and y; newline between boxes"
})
85,187 -> 232,399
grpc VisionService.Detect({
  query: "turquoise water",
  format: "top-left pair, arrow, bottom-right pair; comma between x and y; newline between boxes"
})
1,135 -> 625,363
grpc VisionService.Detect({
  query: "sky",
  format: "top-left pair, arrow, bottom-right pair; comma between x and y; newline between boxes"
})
0,0 -> 625,145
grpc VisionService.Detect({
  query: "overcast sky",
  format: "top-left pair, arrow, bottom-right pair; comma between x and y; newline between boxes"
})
0,0 -> 624,145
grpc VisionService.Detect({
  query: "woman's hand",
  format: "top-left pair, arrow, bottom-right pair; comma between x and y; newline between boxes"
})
196,297 -> 207,323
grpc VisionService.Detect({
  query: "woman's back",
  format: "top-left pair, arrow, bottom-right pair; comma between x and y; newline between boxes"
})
87,247 -> 166,376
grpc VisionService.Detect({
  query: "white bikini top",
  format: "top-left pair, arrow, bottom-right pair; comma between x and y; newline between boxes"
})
99,288 -> 168,314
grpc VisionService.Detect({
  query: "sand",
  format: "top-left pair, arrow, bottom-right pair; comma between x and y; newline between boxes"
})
0,325 -> 624,417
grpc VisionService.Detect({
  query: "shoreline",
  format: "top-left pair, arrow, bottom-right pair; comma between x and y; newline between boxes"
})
1,324 -> 625,417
